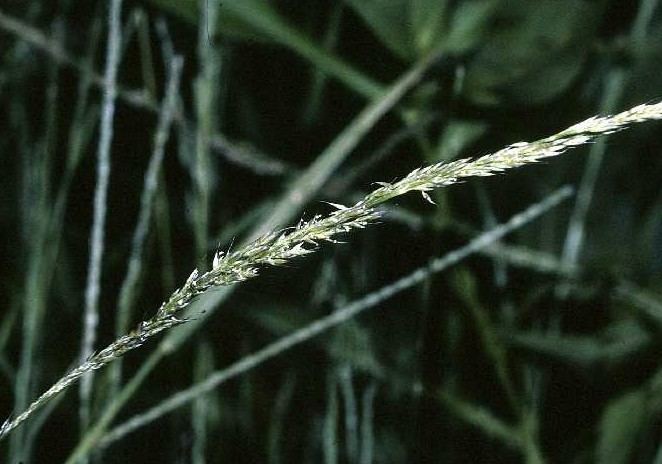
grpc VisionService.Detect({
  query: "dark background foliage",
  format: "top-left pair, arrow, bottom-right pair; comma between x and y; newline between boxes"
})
1,0 -> 661,462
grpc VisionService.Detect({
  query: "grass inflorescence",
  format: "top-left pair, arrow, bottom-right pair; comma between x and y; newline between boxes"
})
2,101 -> 661,443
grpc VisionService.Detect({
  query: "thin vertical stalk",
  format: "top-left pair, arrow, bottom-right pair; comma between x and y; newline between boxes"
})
267,374 -> 297,464
558,69 -> 625,291
109,56 -> 182,392
10,36 -> 61,463
339,366 -> 359,462
192,0 -> 221,264
559,0 -> 658,290
301,2 -> 344,125
323,374 -> 339,464
8,14 -> 101,462
154,175 -> 176,291
191,342 -> 216,464
359,383 -> 377,464
79,0 -> 122,438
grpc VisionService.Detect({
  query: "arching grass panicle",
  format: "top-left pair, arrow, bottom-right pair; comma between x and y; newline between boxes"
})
1,101 -> 662,443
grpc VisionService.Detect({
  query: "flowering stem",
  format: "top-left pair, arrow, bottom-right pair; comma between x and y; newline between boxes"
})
2,101 -> 661,441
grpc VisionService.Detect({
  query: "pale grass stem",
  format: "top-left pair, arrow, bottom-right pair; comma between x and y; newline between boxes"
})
97,185 -> 573,448
79,0 -> 122,435
110,56 -> 183,392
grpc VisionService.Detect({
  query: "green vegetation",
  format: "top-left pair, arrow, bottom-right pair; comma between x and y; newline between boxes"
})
1,1 -> 662,462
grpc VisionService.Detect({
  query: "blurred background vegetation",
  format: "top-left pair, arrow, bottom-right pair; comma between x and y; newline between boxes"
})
1,0 -> 662,462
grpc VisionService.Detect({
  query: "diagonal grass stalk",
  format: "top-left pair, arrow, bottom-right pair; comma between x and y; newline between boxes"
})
2,100 -> 661,458
97,186 -> 572,448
